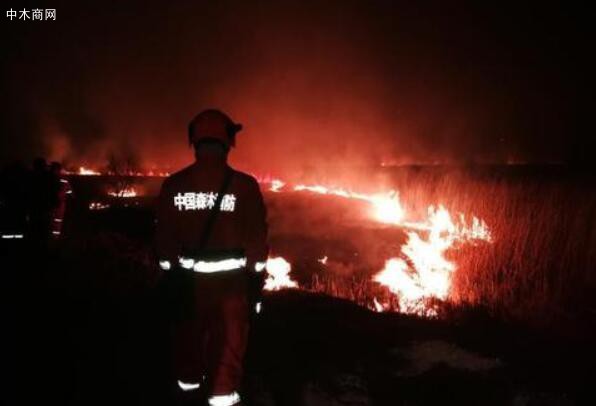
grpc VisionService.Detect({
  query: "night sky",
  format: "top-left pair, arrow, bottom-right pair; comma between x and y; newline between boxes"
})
1,1 -> 593,176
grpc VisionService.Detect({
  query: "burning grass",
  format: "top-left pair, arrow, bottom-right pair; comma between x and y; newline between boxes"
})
261,176 -> 492,315
262,166 -> 596,331
64,165 -> 596,333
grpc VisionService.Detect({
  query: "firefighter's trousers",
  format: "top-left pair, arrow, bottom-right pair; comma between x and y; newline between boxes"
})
171,269 -> 249,396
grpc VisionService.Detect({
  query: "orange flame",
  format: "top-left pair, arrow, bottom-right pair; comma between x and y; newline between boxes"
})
265,179 -> 492,315
369,191 -> 404,224
78,166 -> 101,176
107,187 -> 138,198
270,179 -> 286,192
69,164 -> 170,177
373,205 -> 491,315
263,257 -> 298,291
293,184 -> 405,224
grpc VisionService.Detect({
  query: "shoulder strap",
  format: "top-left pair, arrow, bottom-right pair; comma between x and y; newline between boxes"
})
198,167 -> 233,250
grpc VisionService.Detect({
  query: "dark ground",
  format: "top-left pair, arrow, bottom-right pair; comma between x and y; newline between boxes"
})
2,237 -> 593,406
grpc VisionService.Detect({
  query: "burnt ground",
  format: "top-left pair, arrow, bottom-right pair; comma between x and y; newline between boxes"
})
2,240 -> 593,406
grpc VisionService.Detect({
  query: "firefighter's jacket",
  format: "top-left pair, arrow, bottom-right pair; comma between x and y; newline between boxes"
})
155,160 -> 268,276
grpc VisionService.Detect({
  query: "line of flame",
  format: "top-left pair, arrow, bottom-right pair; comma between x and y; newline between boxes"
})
261,179 -> 492,315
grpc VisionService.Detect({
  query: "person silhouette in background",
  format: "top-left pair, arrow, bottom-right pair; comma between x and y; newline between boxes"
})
48,162 -> 72,240
0,161 -> 29,242
28,158 -> 53,248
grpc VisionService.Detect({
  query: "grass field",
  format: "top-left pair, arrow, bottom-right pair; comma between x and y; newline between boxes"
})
267,165 -> 596,335
63,165 -> 596,336
3,165 -> 595,405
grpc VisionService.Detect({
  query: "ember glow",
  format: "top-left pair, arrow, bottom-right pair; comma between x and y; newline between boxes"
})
89,202 -> 110,210
107,187 -> 138,198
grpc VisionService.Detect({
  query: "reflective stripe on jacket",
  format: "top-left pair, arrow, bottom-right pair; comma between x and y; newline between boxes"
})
155,161 -> 268,271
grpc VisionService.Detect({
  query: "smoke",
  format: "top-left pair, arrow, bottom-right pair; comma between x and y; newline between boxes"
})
1,1 -> 592,172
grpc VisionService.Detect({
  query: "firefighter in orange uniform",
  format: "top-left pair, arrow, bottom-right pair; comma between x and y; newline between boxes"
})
156,109 -> 268,406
